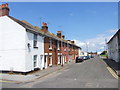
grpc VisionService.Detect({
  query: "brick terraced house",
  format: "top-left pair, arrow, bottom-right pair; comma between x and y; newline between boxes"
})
0,3 -> 81,73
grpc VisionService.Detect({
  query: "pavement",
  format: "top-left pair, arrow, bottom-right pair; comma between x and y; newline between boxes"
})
101,56 -> 120,77
0,60 -> 74,83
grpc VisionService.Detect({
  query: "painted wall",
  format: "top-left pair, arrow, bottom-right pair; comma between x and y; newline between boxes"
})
108,35 -> 119,62
25,31 -> 44,71
0,16 -> 26,72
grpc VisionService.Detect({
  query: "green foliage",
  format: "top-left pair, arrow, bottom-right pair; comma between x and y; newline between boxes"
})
100,51 -> 108,57
100,51 -> 107,55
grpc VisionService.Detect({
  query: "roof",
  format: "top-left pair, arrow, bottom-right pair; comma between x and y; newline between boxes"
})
107,29 -> 120,44
8,16 -> 80,48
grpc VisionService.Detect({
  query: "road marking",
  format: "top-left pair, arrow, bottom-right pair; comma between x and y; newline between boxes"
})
0,80 -> 13,83
0,79 -> 22,83
107,67 -> 119,80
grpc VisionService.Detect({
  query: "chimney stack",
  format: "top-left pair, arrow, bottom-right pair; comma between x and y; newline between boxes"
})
57,31 -> 62,38
41,22 -> 48,32
0,3 -> 9,17
62,35 -> 65,39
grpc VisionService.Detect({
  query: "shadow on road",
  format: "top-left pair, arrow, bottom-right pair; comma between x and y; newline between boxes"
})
102,58 -> 120,77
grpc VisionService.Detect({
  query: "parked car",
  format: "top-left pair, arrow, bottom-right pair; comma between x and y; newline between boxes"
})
82,56 -> 90,60
75,56 -> 83,63
91,56 -> 94,58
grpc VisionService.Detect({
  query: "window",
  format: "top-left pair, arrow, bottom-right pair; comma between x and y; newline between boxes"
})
57,41 -> 60,50
68,45 -> 70,51
49,39 -> 52,50
33,34 -> 38,48
33,55 -> 37,67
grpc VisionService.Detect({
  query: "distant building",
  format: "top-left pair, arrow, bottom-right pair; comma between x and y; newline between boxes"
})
88,52 -> 97,57
107,29 -> 120,63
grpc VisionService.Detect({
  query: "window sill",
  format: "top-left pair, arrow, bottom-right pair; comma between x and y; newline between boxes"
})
34,47 -> 38,49
49,48 -> 52,50
57,48 -> 60,51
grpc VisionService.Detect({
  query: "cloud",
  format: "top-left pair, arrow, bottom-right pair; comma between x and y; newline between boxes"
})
74,40 -> 86,46
106,29 -> 118,33
73,29 -> 118,52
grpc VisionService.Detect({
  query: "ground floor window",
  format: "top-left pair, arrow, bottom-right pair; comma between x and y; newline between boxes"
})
33,55 -> 37,67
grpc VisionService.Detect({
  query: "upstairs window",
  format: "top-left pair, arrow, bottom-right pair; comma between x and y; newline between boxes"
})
49,39 -> 52,50
33,34 -> 38,48
57,41 -> 60,50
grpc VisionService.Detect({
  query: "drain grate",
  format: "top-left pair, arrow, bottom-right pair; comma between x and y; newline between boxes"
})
35,75 -> 40,76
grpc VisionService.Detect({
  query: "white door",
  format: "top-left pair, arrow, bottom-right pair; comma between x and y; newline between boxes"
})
49,55 -> 52,66
44,55 -> 48,69
40,55 -> 43,69
63,55 -> 64,65
58,56 -> 60,64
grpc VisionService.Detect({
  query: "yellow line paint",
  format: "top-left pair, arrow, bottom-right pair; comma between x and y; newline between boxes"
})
0,80 -> 13,83
107,67 -> 119,80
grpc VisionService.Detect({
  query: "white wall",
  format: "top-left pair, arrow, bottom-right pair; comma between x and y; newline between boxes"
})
25,31 -> 44,71
0,16 -> 26,72
108,35 -> 119,62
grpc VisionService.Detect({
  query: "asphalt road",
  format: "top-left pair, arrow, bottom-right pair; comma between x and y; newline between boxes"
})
1,57 -> 119,88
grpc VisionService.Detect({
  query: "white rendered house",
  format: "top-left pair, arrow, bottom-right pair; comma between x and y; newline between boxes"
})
0,4 -> 45,73
107,30 -> 120,63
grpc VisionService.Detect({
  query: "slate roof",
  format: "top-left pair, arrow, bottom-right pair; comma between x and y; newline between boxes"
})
8,16 -> 80,48
107,29 -> 120,44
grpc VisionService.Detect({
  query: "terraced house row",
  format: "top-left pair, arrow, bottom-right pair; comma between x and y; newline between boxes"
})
0,4 -> 81,73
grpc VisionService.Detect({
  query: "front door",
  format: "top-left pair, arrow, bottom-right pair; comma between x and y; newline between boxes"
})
44,55 -> 48,69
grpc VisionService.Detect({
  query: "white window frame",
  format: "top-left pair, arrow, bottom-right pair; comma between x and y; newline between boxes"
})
49,39 -> 52,50
33,55 -> 37,68
57,41 -> 60,50
33,34 -> 38,48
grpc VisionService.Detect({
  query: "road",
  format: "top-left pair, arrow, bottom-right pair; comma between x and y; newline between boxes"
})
1,57 -> 119,88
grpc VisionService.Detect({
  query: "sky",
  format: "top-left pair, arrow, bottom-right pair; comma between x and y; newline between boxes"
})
2,2 -> 118,52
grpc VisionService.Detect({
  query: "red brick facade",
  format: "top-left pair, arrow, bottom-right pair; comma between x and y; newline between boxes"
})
43,24 -> 80,68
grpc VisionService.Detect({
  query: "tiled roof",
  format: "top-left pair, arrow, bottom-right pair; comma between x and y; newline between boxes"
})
8,16 -> 80,48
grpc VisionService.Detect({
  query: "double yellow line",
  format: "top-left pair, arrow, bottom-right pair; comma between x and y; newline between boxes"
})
0,79 -> 21,83
107,67 -> 120,80
0,80 -> 13,83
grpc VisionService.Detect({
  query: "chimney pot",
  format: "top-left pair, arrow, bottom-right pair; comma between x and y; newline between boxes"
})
42,22 -> 47,26
5,3 -> 8,7
57,31 -> 62,33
